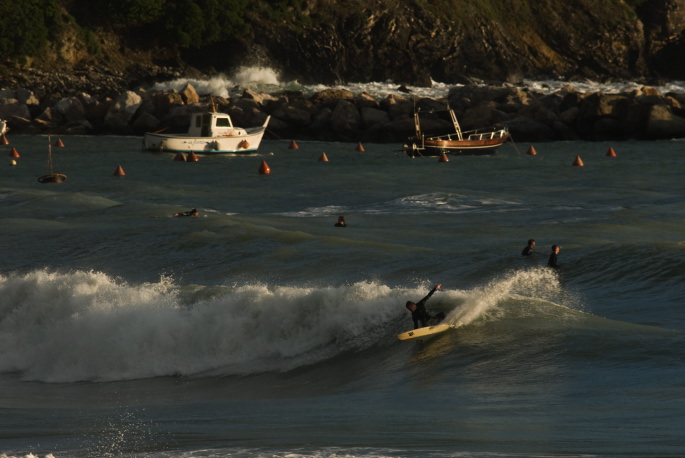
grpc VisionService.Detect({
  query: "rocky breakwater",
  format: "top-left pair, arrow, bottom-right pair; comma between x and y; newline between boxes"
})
2,81 -> 685,143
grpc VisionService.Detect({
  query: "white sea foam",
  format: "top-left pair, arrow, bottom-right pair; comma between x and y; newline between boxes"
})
0,268 -> 574,383
446,268 -> 565,328
279,192 -> 523,217
150,65 -> 685,100
0,270 -> 412,382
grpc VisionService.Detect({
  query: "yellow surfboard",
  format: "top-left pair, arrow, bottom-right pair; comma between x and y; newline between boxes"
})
396,323 -> 451,341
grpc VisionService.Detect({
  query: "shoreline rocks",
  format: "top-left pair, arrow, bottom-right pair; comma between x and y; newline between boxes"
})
3,77 -> 685,142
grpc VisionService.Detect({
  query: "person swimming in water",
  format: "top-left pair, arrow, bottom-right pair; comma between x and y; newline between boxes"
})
521,238 -> 535,256
174,208 -> 198,217
405,284 -> 445,329
548,244 -> 560,269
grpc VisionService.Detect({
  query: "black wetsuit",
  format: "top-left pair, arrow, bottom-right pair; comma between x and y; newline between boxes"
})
521,246 -> 533,256
548,252 -> 559,268
410,286 -> 444,329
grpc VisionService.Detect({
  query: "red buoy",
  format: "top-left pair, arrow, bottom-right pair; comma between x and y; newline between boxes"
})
1,134 -> 8,145
174,153 -> 186,162
259,160 -> 271,175
355,142 -> 365,152
9,147 -> 20,158
438,152 -> 449,162
113,165 -> 125,176
573,155 -> 584,166
527,145 -> 537,156
55,138 -> 65,147
239,140 -> 250,149
187,151 -> 199,162
606,147 -> 617,157
289,140 -> 299,149
319,153 -> 329,162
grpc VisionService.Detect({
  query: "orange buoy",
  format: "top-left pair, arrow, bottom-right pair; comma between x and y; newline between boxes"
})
573,155 -> 584,166
1,134 -> 8,145
527,145 -> 537,156
259,160 -> 271,175
113,165 -> 125,176
239,140 -> 250,149
54,138 -> 65,147
187,151 -> 199,162
289,140 -> 299,149
9,147 -> 20,158
174,153 -> 186,162
606,147 -> 617,157
319,152 -> 329,162
438,151 -> 449,162
355,142 -> 365,152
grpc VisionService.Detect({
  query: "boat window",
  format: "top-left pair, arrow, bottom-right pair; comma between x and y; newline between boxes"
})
216,117 -> 231,127
195,116 -> 202,128
202,114 -> 211,126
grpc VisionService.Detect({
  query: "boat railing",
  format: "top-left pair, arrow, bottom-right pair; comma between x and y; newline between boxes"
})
432,127 -> 509,142
466,128 -> 509,141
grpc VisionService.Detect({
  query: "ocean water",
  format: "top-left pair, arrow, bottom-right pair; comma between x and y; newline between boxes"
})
1,133 -> 685,458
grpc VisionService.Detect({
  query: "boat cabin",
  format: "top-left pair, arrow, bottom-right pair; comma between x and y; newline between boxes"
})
187,112 -> 245,137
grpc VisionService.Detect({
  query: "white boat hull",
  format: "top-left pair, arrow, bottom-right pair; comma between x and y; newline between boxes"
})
144,126 -> 267,154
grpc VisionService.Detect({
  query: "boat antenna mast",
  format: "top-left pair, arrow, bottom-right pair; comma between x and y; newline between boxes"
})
413,97 -> 422,140
46,135 -> 54,173
447,104 -> 464,141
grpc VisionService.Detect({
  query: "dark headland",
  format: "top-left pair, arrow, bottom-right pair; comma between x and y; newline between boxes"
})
3,0 -> 685,142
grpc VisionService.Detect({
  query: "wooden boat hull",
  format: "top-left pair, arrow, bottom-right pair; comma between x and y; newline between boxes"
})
405,134 -> 509,157
404,107 -> 509,157
143,126 -> 267,154
38,173 -> 67,183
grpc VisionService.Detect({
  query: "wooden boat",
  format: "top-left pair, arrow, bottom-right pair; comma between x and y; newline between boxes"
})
38,135 -> 67,183
143,107 -> 270,154
404,108 -> 509,157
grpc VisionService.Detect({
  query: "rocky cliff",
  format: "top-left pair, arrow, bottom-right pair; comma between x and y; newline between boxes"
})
3,0 -> 685,89
4,0 -> 685,144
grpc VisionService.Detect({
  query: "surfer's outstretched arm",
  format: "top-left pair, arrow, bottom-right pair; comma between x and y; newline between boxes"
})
417,284 -> 441,307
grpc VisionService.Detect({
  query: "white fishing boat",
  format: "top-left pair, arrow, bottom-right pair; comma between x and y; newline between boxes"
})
143,109 -> 270,154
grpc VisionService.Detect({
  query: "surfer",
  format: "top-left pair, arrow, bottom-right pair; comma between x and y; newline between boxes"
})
548,245 -> 560,268
521,239 -> 535,256
335,215 -> 346,227
174,208 -> 198,217
405,284 -> 445,329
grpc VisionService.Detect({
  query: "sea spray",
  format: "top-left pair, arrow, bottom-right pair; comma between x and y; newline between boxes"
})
152,66 -> 283,98
446,267 -> 565,327
0,271 -> 440,382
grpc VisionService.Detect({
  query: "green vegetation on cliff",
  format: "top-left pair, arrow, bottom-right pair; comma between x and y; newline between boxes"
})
0,0 -> 315,62
0,0 -> 61,60
0,0 -> 681,84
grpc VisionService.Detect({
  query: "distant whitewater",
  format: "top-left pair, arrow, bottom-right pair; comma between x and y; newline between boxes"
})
153,65 -> 685,99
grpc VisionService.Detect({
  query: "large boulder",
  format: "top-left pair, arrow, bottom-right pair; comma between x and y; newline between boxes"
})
0,102 -> 31,121
271,104 -> 311,127
644,104 -> 685,138
105,91 -> 142,126
360,106 -> 390,129
54,96 -> 86,125
330,100 -> 361,135
179,83 -> 199,104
